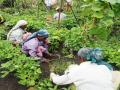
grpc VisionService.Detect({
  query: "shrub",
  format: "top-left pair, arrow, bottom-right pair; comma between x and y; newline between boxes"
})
35,79 -> 58,90
0,40 -> 41,86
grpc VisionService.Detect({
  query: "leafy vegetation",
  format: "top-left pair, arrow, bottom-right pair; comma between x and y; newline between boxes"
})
0,40 -> 41,86
0,0 -> 120,89
35,79 -> 58,90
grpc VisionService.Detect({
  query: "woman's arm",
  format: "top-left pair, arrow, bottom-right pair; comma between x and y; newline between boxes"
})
50,65 -> 82,85
50,73 -> 73,85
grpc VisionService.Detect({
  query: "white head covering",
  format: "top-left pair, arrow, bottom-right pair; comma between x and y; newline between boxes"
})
11,20 -> 27,31
7,20 -> 27,40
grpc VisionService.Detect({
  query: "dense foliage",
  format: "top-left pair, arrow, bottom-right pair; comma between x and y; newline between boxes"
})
0,40 -> 41,86
0,0 -> 120,89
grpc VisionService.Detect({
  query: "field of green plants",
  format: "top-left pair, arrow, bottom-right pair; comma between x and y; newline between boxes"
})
0,0 -> 120,90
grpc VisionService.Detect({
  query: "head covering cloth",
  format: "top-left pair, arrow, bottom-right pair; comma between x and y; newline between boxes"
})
78,48 -> 113,70
23,29 -> 49,44
7,20 -> 27,40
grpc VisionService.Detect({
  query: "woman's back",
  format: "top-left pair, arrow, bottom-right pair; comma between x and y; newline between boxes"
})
75,62 -> 113,90
7,28 -> 25,42
62,62 -> 114,90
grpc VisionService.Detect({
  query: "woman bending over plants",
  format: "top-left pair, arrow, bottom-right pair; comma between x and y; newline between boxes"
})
53,7 -> 67,20
7,20 -> 31,45
22,29 -> 51,62
50,47 -> 120,90
50,48 -> 115,90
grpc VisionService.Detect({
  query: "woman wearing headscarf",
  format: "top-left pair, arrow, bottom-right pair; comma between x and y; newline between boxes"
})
22,29 -> 50,61
7,20 -> 31,44
53,7 -> 66,20
50,48 -> 114,90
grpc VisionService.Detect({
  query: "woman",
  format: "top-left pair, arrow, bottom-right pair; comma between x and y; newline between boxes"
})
7,20 -> 31,44
53,7 -> 66,20
22,29 -> 50,61
50,48 -> 113,90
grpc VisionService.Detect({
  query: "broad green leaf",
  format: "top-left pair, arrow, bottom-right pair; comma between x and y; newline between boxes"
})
51,36 -> 60,40
107,10 -> 115,17
103,19 -> 113,26
36,68 -> 41,73
1,62 -> 11,68
116,0 -> 120,3
1,71 -> 9,78
92,12 -> 104,18
0,0 -> 4,3
29,80 -> 35,86
118,49 -> 120,52
92,3 -> 102,11
18,80 -> 26,85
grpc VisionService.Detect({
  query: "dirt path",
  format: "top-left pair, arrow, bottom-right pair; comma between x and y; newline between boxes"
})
0,74 -> 27,90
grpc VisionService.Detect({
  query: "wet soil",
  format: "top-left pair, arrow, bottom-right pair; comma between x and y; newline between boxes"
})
0,74 -> 27,90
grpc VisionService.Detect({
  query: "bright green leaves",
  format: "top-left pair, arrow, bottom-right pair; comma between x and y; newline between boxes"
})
79,0 -> 116,40
0,40 -> 21,61
91,2 -> 104,18
107,9 -> 115,17
89,27 -> 110,40
92,12 -> 104,18
101,0 -> 120,4
81,4 -> 93,17
48,29 -> 67,52
0,71 -> 9,78
35,79 -> 58,90
0,0 -> 4,3
64,27 -> 88,51
101,18 -> 114,26
101,42 -> 120,68
0,40 -> 41,87
91,2 -> 103,11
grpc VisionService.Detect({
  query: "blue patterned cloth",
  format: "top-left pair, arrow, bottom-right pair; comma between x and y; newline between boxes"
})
23,29 -> 49,44
78,48 -> 113,70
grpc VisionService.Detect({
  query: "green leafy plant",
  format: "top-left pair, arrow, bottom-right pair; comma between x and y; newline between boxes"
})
35,79 -> 58,90
0,40 -> 21,61
0,40 -> 41,86
64,27 -> 90,51
48,29 -> 68,52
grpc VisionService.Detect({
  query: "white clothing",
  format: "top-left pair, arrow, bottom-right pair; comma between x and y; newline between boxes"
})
53,12 -> 66,20
7,20 -> 27,43
51,61 -> 113,90
7,28 -> 25,43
